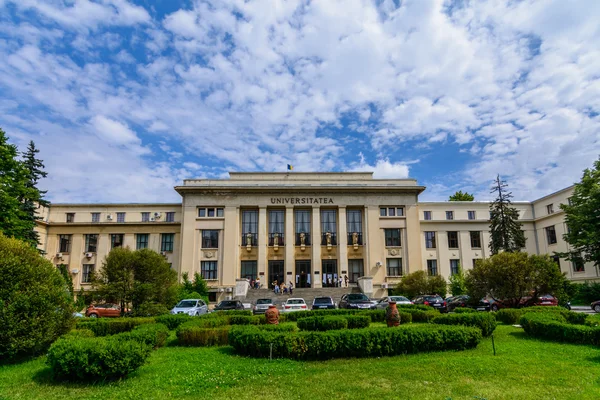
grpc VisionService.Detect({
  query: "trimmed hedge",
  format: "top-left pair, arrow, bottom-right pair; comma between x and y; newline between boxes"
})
346,315 -> 371,329
155,314 -> 192,330
496,307 -> 585,325
297,316 -> 348,331
495,309 -> 522,325
63,329 -> 95,339
281,309 -> 416,324
453,307 -> 477,314
400,309 -> 438,323
520,313 -> 600,345
209,310 -> 252,317
432,313 -> 496,337
76,317 -> 156,336
46,336 -> 151,381
230,315 -> 260,325
177,326 -> 230,346
229,324 -> 481,360
397,304 -> 433,311
117,323 -> 169,349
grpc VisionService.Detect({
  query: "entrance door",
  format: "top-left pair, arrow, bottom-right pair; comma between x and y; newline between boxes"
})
322,260 -> 338,287
348,259 -> 364,283
295,260 -> 311,288
268,260 -> 285,289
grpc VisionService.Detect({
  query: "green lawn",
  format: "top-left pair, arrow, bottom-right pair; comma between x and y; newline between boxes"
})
1,325 -> 599,400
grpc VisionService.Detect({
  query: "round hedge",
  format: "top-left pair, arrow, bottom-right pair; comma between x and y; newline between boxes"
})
520,313 -> 600,345
0,234 -> 74,359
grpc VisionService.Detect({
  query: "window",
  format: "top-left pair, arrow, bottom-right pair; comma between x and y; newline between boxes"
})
321,209 -> 337,245
347,209 -> 363,245
468,211 -> 476,220
427,260 -> 438,276
58,234 -> 71,253
268,210 -> 285,245
545,226 -> 557,245
424,231 -> 436,249
348,259 -> 364,282
573,258 -> 585,272
387,258 -> 402,276
217,208 -> 224,217
111,234 -> 124,249
547,204 -> 554,214
489,211 -> 494,220
82,264 -> 94,283
241,260 -> 257,280
450,259 -> 460,275
207,208 -> 215,217
201,261 -> 217,280
447,231 -> 459,249
66,213 -> 75,223
202,230 -> 219,248
384,229 -> 401,247
91,213 -> 100,223
295,210 -> 311,245
141,212 -> 150,222
446,211 -> 454,220
198,208 -> 206,217
388,208 -> 396,217
567,197 -> 572,206
380,207 -> 404,217
470,231 -> 481,248
161,233 -> 174,252
136,234 -> 149,250
84,234 -> 98,253
117,212 -> 125,223
396,207 -> 404,216
380,208 -> 387,217
198,207 -> 224,218
424,211 -> 432,220
552,255 -> 560,267
166,212 -> 175,222
242,210 -> 258,246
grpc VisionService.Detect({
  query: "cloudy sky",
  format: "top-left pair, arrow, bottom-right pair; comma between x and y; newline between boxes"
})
0,0 -> 598,203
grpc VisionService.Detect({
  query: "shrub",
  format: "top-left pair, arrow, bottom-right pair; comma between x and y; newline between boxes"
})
155,314 -> 192,330
585,314 -> 600,327
453,307 -> 477,313
495,309 -> 522,325
229,324 -> 481,360
177,326 -> 230,346
257,323 -> 298,332
346,315 -> 371,329
63,329 -> 95,339
397,304 -> 433,311
76,317 -> 155,336
297,316 -> 348,331
401,309 -> 439,323
46,336 -> 151,381
131,302 -> 170,317
496,306 -> 584,325
0,234 -> 74,359
432,313 -> 497,337
210,310 -> 252,317
229,315 -> 260,325
177,318 -> 229,331
118,323 -> 169,349
520,313 -> 600,345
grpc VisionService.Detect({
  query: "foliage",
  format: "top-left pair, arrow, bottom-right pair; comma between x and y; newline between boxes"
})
46,336 -> 151,381
297,316 -> 349,331
489,174 -> 526,254
0,234 -> 74,359
131,302 -> 170,317
558,157 -> 600,270
432,313 -> 497,337
229,315 -> 260,325
117,323 -> 169,349
178,272 -> 210,304
76,318 -> 155,336
19,141 -> 50,248
393,270 -> 447,298
448,264 -> 467,296
229,324 -> 482,360
62,329 -> 95,339
465,252 -> 570,308
520,313 -> 600,345
345,315 -> 371,329
448,190 -> 474,201
495,309 -> 522,325
57,263 -> 74,298
155,314 -> 192,330
453,307 -> 477,313
495,306 -> 586,325
177,326 -> 230,346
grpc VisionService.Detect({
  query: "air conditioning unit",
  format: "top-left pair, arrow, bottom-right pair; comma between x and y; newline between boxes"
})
375,261 -> 382,267
226,287 -> 232,292
106,214 -> 113,220
154,212 -> 161,218
85,252 -> 93,258
149,217 -> 155,222
381,283 -> 388,289
71,268 -> 79,274
160,251 -> 167,256
56,253 -> 63,259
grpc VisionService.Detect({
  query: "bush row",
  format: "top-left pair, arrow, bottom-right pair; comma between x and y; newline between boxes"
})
176,322 -> 298,346
495,307 -> 587,325
453,307 -> 477,314
75,317 -> 156,336
297,316 -> 349,331
228,324 -> 481,360
116,323 -> 170,349
520,313 -> 600,345
432,313 -> 497,337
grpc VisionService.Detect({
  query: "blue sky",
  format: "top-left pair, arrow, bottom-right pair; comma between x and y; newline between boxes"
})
0,0 -> 598,203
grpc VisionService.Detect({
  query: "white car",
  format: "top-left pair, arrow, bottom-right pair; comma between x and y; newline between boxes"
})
170,299 -> 208,316
281,298 -> 308,313
371,296 -> 413,310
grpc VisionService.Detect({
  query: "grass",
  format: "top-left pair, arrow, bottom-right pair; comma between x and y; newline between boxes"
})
1,325 -> 600,400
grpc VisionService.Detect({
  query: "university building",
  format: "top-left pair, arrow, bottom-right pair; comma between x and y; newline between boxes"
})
35,172 -> 596,301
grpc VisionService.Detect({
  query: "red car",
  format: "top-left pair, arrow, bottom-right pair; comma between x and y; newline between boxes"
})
484,294 -> 558,312
85,303 -> 128,318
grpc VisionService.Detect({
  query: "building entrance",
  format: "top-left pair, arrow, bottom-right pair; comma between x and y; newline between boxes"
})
322,260 -> 338,287
268,260 -> 284,288
295,260 -> 311,288
348,259 -> 364,283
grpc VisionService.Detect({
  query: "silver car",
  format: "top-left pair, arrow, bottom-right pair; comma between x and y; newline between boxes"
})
371,296 -> 413,309
170,299 -> 208,316
253,298 -> 274,314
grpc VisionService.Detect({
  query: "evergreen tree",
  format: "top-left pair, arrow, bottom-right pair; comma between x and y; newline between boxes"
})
448,264 -> 467,295
0,128 -> 28,240
489,174 -> 526,254
20,140 -> 50,248
448,190 -> 475,201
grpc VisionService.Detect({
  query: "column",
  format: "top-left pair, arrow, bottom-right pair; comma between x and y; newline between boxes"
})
285,207 -> 294,279
312,205 -> 322,288
258,207 -> 267,279
404,205 -> 423,273
338,206 -> 348,277
222,206 -> 239,286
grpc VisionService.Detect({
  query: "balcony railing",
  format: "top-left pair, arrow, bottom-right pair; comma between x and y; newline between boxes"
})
321,232 -> 337,246
268,233 -> 285,246
347,232 -> 364,246
295,232 -> 311,246
241,233 -> 258,246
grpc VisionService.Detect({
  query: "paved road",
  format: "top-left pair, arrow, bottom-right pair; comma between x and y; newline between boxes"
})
571,305 -> 595,314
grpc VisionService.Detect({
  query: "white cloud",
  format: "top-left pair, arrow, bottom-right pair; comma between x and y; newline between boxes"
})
90,115 -> 140,146
349,153 -> 411,179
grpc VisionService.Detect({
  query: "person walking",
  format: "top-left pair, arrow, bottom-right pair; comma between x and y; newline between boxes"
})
338,276 -> 343,287
344,274 -> 349,287
288,281 -> 294,296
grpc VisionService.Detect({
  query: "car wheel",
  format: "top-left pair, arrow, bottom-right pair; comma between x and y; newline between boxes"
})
594,304 -> 600,313
89,313 -> 98,318
491,304 -> 499,312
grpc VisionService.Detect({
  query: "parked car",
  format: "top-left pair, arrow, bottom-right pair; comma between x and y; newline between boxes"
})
281,298 -> 308,313
85,303 -> 128,318
484,294 -> 559,311
312,296 -> 336,310
339,293 -> 373,309
592,300 -> 600,313
170,299 -> 208,316
253,298 -> 274,314
448,295 -> 470,312
476,298 -> 492,312
371,296 -> 412,310
412,295 -> 448,313
213,300 -> 245,311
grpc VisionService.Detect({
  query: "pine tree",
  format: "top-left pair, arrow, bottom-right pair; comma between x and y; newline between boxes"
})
0,128 -> 29,241
20,140 -> 50,248
489,174 -> 526,254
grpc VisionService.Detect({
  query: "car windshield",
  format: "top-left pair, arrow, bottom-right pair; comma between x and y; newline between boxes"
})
218,301 -> 236,306
389,296 -> 409,302
424,296 -> 442,302
348,294 -> 369,301
314,298 -> 333,304
176,300 -> 197,308
287,299 -> 305,305
256,299 -> 272,305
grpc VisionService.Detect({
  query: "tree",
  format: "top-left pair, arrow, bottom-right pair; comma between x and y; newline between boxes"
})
393,270 -> 447,299
448,264 -> 467,295
92,247 -> 135,316
449,190 -> 474,201
20,141 -> 50,248
489,174 -> 526,254
465,252 -> 570,307
0,129 -> 29,242
0,233 -> 73,359
558,157 -> 600,270
178,272 -> 209,303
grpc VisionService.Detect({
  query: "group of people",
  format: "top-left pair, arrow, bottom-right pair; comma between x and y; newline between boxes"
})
272,280 -> 294,295
248,278 -> 261,289
326,275 -> 349,287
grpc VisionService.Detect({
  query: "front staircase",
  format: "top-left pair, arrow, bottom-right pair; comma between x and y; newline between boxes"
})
243,286 -> 362,307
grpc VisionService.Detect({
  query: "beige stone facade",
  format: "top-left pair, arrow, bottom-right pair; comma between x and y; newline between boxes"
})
36,172 -> 597,301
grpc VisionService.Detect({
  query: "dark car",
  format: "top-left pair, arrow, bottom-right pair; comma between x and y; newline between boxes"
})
412,295 -> 448,313
448,295 -> 470,312
312,296 -> 336,310
213,300 -> 245,311
592,300 -> 600,313
476,298 -> 492,312
339,293 -> 372,309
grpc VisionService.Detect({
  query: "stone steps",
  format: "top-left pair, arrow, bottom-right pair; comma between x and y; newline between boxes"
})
243,286 -> 362,306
